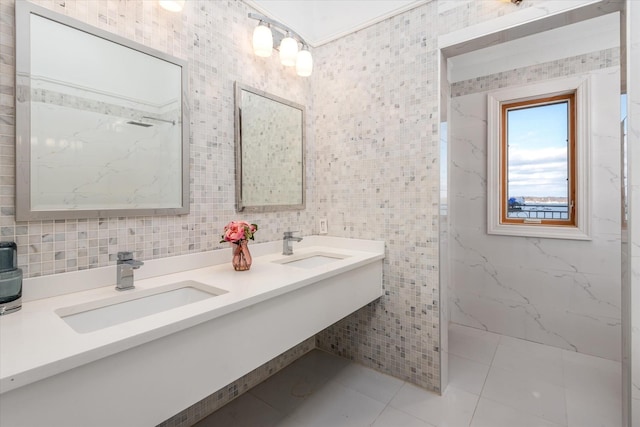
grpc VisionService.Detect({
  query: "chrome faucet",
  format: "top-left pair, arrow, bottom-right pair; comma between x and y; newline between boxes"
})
116,251 -> 144,291
283,231 -> 303,255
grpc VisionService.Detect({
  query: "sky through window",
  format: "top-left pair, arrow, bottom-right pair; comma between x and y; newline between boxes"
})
506,101 -> 569,201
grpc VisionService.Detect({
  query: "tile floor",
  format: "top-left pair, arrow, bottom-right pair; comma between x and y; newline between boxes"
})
194,324 -> 622,427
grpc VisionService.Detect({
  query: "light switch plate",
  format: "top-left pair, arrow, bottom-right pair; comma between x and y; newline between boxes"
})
319,218 -> 328,234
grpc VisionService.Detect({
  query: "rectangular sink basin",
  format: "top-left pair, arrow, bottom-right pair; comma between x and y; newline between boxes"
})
56,280 -> 227,333
273,252 -> 349,269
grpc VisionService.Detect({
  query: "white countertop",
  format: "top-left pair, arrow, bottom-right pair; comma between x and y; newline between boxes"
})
0,236 -> 384,394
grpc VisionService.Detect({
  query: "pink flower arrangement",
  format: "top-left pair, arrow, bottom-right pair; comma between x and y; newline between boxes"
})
220,221 -> 258,244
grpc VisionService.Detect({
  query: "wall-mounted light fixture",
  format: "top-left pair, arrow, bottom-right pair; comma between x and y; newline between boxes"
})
159,0 -> 185,12
248,13 -> 313,77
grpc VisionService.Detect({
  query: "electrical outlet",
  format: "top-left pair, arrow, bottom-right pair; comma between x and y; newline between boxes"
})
319,218 -> 328,234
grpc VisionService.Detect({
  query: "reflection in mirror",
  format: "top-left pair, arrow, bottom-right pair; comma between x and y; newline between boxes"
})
15,2 -> 189,220
235,83 -> 305,212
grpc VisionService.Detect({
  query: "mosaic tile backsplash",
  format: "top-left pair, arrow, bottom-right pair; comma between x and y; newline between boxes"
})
0,0 -> 316,278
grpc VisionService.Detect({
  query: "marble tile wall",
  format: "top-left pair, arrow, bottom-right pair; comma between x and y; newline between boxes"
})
436,0 -> 537,34
450,48 -> 620,98
312,2 -> 443,392
30,86 -> 179,125
30,103 -> 183,210
439,120 -> 450,392
448,49 -> 622,361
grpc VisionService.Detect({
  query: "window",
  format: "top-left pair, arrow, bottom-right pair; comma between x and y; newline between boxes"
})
501,93 -> 576,226
487,77 -> 591,240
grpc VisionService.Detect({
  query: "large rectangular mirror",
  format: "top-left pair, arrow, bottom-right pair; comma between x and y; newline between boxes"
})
15,2 -> 189,221
234,83 -> 305,212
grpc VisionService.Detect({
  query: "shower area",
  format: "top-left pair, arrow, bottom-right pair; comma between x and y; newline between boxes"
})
438,1 -> 634,425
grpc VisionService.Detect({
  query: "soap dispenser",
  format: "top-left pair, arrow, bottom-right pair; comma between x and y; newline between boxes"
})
0,242 -> 22,315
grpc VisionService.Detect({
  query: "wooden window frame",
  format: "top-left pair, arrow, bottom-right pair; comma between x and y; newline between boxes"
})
487,76 -> 591,241
500,93 -> 576,227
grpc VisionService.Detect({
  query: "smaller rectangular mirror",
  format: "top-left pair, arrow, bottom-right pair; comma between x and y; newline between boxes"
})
234,83 -> 305,212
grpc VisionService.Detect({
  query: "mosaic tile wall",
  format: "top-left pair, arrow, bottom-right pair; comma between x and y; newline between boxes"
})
451,48 -> 620,97
313,1 -> 443,391
30,87 -> 179,126
0,0 -> 316,278
437,0 -> 536,34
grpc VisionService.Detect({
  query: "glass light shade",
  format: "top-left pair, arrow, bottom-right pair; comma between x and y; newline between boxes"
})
279,36 -> 299,67
159,0 -> 185,12
296,49 -> 313,77
252,24 -> 273,58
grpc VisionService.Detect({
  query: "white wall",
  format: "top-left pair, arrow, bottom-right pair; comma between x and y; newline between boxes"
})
624,0 -> 640,424
448,37 -> 621,360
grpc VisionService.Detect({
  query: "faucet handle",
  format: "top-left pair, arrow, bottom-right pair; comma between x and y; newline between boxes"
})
284,231 -> 299,237
117,251 -> 134,261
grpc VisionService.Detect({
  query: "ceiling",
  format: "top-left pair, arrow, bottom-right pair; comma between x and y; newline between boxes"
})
244,0 -> 428,47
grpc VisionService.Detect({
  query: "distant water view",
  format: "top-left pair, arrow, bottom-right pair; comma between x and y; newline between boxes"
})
507,196 -> 569,220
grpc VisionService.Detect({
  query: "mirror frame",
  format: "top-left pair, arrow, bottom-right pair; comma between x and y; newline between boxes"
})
15,1 -> 190,221
234,82 -> 306,213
